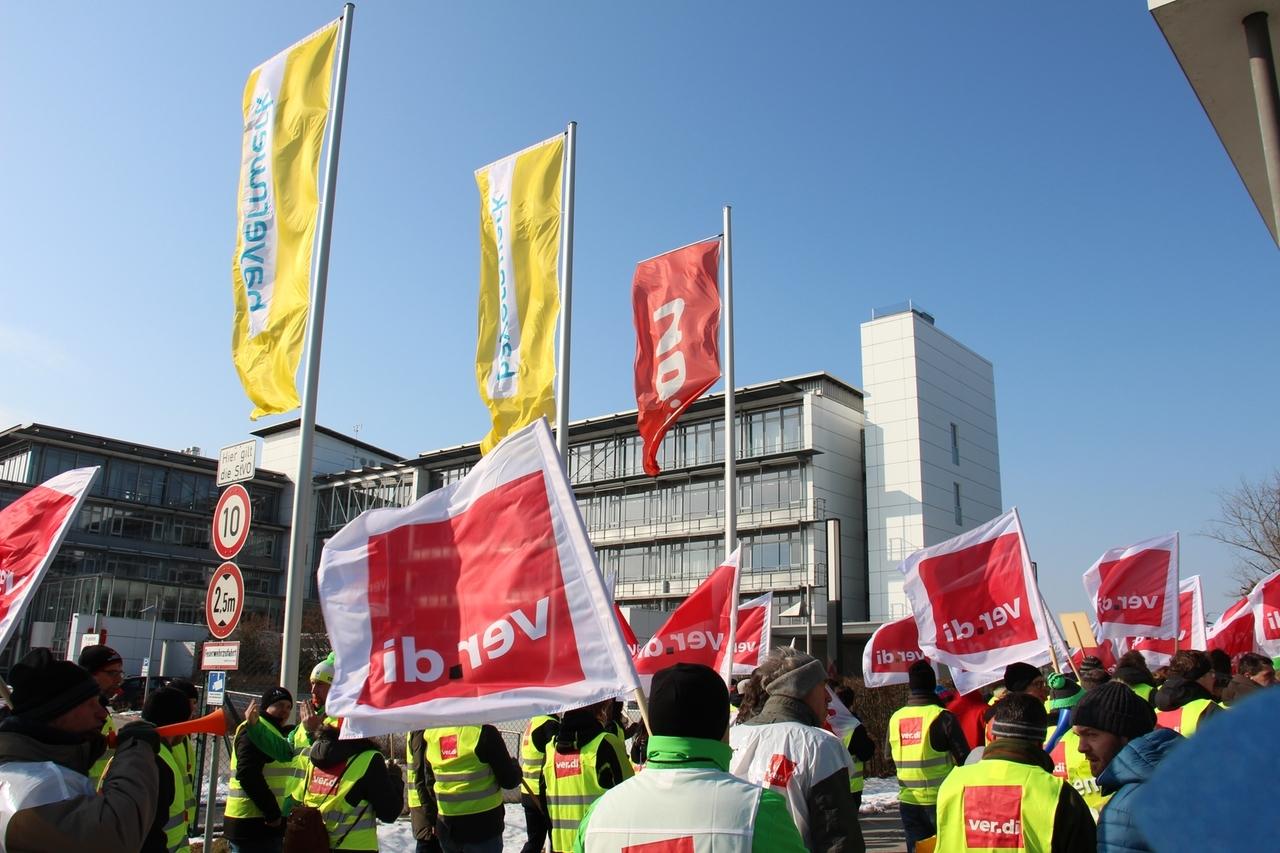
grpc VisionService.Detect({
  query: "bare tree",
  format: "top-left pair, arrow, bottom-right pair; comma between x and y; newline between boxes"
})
1205,470 -> 1280,597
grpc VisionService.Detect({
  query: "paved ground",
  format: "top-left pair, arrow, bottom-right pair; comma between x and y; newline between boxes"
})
862,813 -> 906,852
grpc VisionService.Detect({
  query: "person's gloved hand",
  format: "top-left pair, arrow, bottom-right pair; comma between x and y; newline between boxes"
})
116,721 -> 160,753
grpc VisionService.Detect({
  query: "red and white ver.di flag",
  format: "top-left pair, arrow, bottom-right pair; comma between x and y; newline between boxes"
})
861,614 -> 935,689
632,239 -> 721,476
730,592 -> 773,676
1207,596 -> 1255,658
900,508 -> 1050,673
320,420 -> 639,737
1248,570 -> 1280,656
633,550 -> 741,678
0,467 -> 100,653
1130,576 -> 1205,667
1082,533 -> 1179,641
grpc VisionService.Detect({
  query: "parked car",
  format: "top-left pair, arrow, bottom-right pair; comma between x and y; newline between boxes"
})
112,676 -> 168,712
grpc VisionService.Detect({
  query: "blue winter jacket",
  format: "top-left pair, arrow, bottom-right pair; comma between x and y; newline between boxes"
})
1096,728 -> 1182,853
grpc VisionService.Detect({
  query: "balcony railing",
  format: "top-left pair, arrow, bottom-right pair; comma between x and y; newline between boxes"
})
586,498 -> 826,546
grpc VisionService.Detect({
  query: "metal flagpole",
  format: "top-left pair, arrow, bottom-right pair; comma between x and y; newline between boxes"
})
1172,532 -> 1181,655
279,3 -> 355,694
554,121 -> 577,463
721,204 -> 739,685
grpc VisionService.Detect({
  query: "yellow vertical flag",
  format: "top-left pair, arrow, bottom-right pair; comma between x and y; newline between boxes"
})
230,20 -> 339,419
474,135 -> 565,453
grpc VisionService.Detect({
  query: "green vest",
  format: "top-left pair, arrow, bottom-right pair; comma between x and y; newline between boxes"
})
889,704 -> 955,805
545,732 -> 630,853
1050,730 -> 1108,815
424,726 -> 503,817
89,715 -> 116,787
521,715 -> 557,795
841,729 -> 865,794
937,758 -> 1063,852
157,743 -> 192,853
405,731 -> 424,810
226,721 -> 300,819
1156,697 -> 1218,736
301,749 -> 379,851
169,737 -> 197,829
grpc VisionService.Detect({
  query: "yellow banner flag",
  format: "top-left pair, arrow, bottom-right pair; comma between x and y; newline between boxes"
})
475,135 -> 564,453
231,20 -> 339,419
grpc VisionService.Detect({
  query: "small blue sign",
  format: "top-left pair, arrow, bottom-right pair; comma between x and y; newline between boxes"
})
206,671 -> 226,707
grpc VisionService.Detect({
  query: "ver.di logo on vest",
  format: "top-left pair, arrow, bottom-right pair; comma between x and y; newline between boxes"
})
963,785 -> 1024,848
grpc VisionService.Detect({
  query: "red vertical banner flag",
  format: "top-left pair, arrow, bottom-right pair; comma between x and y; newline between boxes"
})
0,467 -> 100,653
1082,533 -> 1179,641
632,239 -> 721,476
1131,576 -> 1204,667
1206,596 -> 1255,658
1248,570 -> 1280,656
632,550 -> 741,677
861,614 -> 935,688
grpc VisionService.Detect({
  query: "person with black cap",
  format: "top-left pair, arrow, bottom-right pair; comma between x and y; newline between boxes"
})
0,647 -> 160,853
574,663 -> 807,852
887,660 -> 968,853
1072,681 -> 1181,852
934,693 -> 1096,852
1152,650 -> 1222,736
135,686 -> 195,853
77,642 -> 124,785
1044,674 -> 1107,817
729,647 -> 863,852
225,686 -> 298,853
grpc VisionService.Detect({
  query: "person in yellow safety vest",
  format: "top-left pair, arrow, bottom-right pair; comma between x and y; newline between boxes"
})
833,683 -> 876,811
543,701 -> 634,853
299,724 -> 404,852
77,643 -> 124,787
225,687 -> 298,853
888,661 -> 970,853
419,723 -> 518,853
163,678 -> 201,834
1044,673 -> 1109,817
1152,650 -> 1222,736
519,714 -> 559,853
1112,651 -> 1157,705
137,687 -> 195,853
406,730 -> 443,853
933,693 -> 1096,852
984,662 -> 1050,744
290,653 -> 340,753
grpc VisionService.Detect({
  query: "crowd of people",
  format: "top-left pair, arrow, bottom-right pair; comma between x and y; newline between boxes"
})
0,640 -> 1272,852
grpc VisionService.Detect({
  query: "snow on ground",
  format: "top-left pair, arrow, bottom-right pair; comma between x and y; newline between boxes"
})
859,776 -> 901,815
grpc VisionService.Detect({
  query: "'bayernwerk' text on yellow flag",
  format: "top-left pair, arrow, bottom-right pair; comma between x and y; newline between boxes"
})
231,20 -> 339,419
475,135 -> 564,452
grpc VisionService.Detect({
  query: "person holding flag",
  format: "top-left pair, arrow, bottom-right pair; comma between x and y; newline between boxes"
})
78,643 -> 125,786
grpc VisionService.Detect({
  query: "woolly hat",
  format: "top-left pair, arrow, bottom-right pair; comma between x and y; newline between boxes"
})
990,693 -> 1050,742
1003,662 -> 1042,693
143,686 -> 192,728
310,652 -> 336,685
762,651 -> 827,701
1072,681 -> 1157,740
1078,655 -> 1106,673
649,663 -> 729,741
259,686 -> 293,713
1047,672 -> 1085,711
908,661 -> 937,696
77,644 -> 122,675
9,648 -> 101,723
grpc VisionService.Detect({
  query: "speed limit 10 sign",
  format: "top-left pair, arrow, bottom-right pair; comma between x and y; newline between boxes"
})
207,561 -> 245,639
212,483 -> 252,560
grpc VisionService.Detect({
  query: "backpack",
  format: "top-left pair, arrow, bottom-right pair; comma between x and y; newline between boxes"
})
284,804 -> 331,852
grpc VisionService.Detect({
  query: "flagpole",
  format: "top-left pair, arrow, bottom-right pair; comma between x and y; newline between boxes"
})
554,121 -> 577,463
721,204 -> 739,685
1020,512 -> 1061,674
279,2 -> 354,695
1173,532 -> 1181,655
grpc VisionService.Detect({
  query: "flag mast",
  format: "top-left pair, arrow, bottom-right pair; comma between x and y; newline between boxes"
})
279,2 -> 355,694
721,204 -> 739,685
554,121 -> 577,463
1173,532 -> 1181,654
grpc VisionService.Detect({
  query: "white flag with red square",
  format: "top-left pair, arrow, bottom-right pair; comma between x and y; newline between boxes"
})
1082,533 -> 1179,641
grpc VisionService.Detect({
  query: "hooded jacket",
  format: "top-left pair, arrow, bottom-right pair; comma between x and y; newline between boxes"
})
1096,728 -> 1182,853
307,730 -> 404,829
1152,676 -> 1221,719
0,715 -> 158,853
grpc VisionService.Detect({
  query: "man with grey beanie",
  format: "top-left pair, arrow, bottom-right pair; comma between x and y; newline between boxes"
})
729,647 -> 864,852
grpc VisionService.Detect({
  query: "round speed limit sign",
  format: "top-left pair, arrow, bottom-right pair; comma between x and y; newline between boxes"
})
212,484 -> 252,559
206,561 -> 245,639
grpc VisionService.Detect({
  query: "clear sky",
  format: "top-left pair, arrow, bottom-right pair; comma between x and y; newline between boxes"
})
2,3 -> 1276,622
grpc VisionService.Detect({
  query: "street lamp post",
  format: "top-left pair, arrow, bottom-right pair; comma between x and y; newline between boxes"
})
140,600 -> 158,708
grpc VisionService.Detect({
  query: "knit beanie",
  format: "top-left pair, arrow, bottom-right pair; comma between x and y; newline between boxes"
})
1047,672 -> 1085,711
77,644 -> 123,674
143,686 -> 192,728
1079,655 -> 1105,674
166,678 -> 199,702
1072,681 -> 1157,739
259,686 -> 293,712
649,663 -> 729,741
1003,662 -> 1042,693
310,652 -> 336,685
990,693 -> 1050,742
9,648 -> 101,723
908,660 -> 937,696
761,651 -> 827,701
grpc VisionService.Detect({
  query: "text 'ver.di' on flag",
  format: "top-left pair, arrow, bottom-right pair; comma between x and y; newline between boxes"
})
1082,533 -> 1179,641
632,239 -> 721,476
231,19 -> 339,419
475,135 -> 564,454
861,614 -> 935,689
900,508 -> 1051,673
632,549 -> 740,678
0,467 -> 100,653
319,419 -> 637,737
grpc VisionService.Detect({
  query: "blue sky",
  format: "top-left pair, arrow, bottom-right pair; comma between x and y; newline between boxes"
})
2,3 -> 1276,621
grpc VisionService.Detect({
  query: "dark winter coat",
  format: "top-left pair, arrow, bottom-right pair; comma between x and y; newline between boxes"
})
1153,676 -> 1221,721
906,693 -> 971,764
224,713 -> 294,841
1096,728 -> 1182,853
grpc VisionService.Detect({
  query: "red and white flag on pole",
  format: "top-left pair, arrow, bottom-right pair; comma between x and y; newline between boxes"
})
1129,576 -> 1205,667
633,550 -> 743,677
1082,533 -> 1179,641
901,508 -> 1050,673
319,420 -> 639,737
861,614 -> 935,689
0,467 -> 100,654
951,648 -> 1053,698
1248,570 -> 1280,656
632,239 -> 721,476
1206,596 -> 1255,658
731,591 -> 773,676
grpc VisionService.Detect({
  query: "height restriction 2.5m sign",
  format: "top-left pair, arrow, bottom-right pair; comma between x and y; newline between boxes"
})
212,484 -> 252,559
207,561 -> 245,639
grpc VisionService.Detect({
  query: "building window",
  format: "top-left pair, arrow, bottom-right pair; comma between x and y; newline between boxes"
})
954,482 -> 962,526
950,423 -> 960,466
